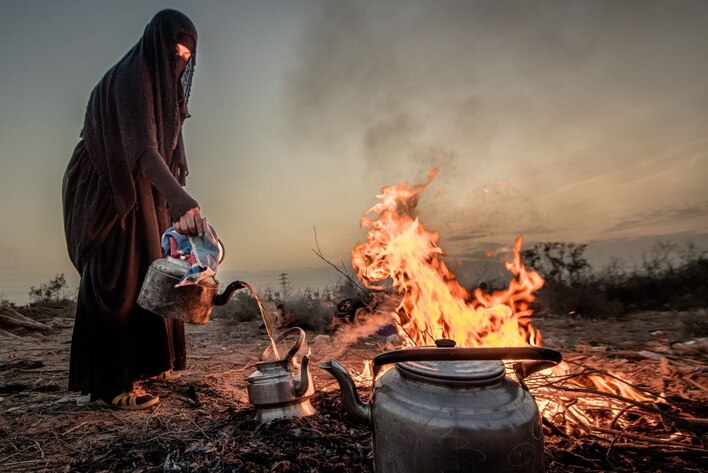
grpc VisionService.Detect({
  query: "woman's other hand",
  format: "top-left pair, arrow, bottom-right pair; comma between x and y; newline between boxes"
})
175,207 -> 206,237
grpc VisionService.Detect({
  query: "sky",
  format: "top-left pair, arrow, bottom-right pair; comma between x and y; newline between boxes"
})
1,0 -> 707,302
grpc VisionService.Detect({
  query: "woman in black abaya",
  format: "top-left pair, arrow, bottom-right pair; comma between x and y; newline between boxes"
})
63,10 -> 205,409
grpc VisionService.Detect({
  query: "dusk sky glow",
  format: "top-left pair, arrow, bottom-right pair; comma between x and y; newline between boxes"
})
1,0 -> 706,302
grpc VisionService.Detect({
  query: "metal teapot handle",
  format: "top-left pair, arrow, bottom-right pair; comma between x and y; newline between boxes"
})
260,327 -> 308,365
217,239 -> 226,264
372,346 -> 562,381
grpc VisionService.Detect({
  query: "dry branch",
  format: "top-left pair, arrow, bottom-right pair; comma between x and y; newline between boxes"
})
0,309 -> 51,332
311,226 -> 369,296
0,329 -> 22,339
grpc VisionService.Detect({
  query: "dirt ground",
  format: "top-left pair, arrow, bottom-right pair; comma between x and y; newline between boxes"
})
0,308 -> 706,472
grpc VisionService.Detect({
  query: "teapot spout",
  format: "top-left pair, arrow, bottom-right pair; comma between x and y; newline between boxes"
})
319,359 -> 371,423
212,280 -> 245,306
292,355 -> 311,397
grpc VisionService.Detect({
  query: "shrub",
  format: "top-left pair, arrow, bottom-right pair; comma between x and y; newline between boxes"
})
521,240 -> 707,317
279,294 -> 336,333
0,293 -> 16,309
211,290 -> 261,323
522,242 -> 592,287
28,274 -> 73,304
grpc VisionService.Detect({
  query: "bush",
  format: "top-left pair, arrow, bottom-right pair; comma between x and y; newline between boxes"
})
533,281 -> 624,317
522,242 -> 591,287
28,274 -> 74,304
0,294 -> 16,309
279,294 -> 336,333
521,240 -> 707,317
211,290 -> 261,323
604,257 -> 708,312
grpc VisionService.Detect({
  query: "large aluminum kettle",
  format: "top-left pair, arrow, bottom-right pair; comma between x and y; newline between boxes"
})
137,241 -> 245,324
321,342 -> 562,473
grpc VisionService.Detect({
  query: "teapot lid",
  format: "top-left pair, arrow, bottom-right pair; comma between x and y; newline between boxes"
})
397,359 -> 505,386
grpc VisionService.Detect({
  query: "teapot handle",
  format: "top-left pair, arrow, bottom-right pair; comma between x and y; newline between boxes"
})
217,239 -> 226,264
372,346 -> 562,381
260,327 -> 308,365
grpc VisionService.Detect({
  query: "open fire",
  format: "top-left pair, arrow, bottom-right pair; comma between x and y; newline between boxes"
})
352,168 -> 543,348
349,170 -> 670,429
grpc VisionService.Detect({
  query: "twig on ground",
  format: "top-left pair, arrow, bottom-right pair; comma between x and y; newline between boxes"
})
684,377 -> 708,393
591,426 -> 707,452
189,418 -> 212,441
609,404 -> 637,430
204,363 -> 256,378
0,446 -> 33,465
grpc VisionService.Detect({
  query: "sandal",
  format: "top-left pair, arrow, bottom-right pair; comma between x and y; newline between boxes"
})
97,387 -> 160,410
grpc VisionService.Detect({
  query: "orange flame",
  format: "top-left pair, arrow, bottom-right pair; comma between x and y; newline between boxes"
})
353,360 -> 374,384
585,373 -> 657,403
351,171 -> 661,432
361,360 -> 372,381
352,169 -> 544,347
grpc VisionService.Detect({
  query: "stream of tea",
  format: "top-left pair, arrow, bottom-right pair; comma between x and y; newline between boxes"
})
240,281 -> 281,360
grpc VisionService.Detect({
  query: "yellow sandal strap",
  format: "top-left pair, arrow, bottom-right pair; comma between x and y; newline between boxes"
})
108,391 -> 158,409
111,392 -> 130,407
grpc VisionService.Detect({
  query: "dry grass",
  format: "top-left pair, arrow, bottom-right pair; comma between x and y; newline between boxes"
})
0,310 -> 706,472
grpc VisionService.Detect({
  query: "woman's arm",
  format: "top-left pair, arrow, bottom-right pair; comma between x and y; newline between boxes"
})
139,148 -> 205,236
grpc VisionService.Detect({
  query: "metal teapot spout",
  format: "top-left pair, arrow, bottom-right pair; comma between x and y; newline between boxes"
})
212,280 -> 246,306
292,355 -> 311,397
319,359 -> 371,423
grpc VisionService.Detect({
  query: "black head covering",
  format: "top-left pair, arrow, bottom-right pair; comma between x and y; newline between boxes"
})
81,9 -> 197,226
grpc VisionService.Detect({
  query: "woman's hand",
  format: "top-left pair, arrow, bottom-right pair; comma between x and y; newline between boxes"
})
175,207 -> 206,237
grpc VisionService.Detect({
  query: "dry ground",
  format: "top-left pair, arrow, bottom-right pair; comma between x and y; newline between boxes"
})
0,308 -> 706,472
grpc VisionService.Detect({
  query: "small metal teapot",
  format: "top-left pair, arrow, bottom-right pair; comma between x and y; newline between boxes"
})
137,250 -> 245,325
247,327 -> 315,423
321,342 -> 562,473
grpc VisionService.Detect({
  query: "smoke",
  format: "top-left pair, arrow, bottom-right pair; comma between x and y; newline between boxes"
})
283,0 -> 708,245
325,311 -> 395,360
283,0 -> 599,175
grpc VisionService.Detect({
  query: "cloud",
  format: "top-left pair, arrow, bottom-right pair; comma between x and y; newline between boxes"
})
445,231 -> 493,243
607,200 -> 708,233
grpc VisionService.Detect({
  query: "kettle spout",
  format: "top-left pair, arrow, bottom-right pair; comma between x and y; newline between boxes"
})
319,359 -> 371,424
292,355 -> 311,397
212,280 -> 245,306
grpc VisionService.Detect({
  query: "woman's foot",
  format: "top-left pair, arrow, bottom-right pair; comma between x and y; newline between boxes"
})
97,386 -> 160,410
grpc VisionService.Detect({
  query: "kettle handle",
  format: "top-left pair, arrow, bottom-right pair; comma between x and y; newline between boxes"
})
372,346 -> 562,381
217,239 -> 226,264
260,327 -> 308,365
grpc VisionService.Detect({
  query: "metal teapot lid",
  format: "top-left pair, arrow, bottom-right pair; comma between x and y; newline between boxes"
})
371,341 -> 562,388
397,359 -> 505,386
395,339 -> 505,386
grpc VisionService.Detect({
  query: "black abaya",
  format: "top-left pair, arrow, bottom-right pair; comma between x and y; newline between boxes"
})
63,10 -> 197,397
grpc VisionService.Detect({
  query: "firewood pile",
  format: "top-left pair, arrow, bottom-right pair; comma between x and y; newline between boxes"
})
528,348 -> 708,472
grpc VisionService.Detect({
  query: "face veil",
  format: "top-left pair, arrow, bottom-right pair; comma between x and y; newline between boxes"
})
177,32 -> 196,120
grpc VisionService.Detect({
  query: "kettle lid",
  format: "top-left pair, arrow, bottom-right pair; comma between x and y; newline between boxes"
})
397,359 -> 505,386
